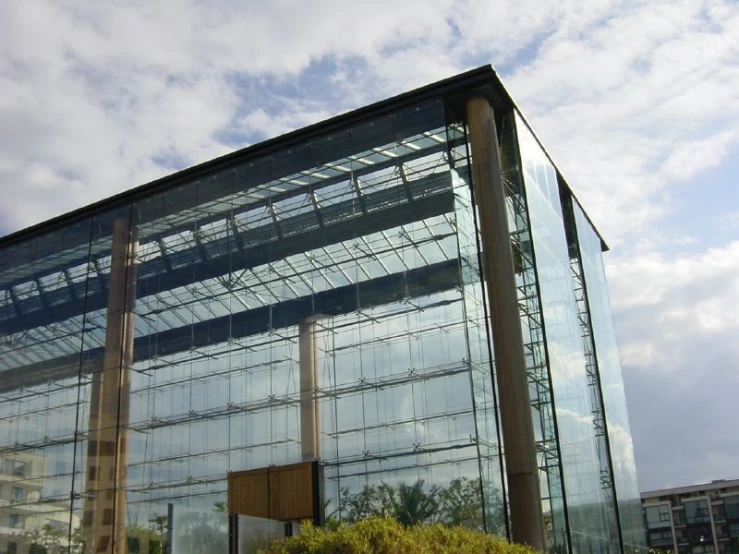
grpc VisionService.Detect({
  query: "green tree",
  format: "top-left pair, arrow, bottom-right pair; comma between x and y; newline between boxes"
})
387,480 -> 441,527
19,523 -> 85,554
125,523 -> 165,554
338,478 -> 504,533
438,478 -> 483,529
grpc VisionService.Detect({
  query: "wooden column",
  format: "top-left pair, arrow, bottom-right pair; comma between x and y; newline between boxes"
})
299,318 -> 319,461
466,97 -> 545,551
83,216 -> 138,554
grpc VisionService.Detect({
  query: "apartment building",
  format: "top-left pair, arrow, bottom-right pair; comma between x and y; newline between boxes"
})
642,479 -> 739,554
0,453 -> 80,554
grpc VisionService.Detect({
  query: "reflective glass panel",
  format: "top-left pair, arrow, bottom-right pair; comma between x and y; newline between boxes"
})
516,113 -> 611,552
0,217 -> 94,554
574,202 -> 648,552
0,96 -> 511,552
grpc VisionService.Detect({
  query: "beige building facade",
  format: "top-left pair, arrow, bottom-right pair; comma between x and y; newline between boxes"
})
0,453 -> 80,554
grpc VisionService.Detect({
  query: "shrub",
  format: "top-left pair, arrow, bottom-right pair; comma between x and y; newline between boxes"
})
259,517 -> 538,554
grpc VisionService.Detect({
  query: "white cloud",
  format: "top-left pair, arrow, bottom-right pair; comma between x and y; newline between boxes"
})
659,131 -> 737,183
607,241 -> 739,487
609,241 -> 739,322
503,0 -> 739,246
721,211 -> 739,231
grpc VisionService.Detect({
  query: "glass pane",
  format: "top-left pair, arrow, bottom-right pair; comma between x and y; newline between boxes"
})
516,113 -> 612,553
171,505 -> 228,554
0,217 -> 94,554
574,202 -> 648,551
238,516 -> 286,554
499,111 -> 568,551
451,122 -> 506,536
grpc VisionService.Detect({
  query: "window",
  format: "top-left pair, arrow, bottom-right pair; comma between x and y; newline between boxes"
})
9,514 -> 21,528
725,496 -> 739,521
647,504 -> 673,529
675,509 -> 687,526
12,461 -> 26,477
688,525 -> 714,545
12,487 -> 25,501
686,500 -> 711,525
649,529 -> 674,546
127,537 -> 140,554
0,459 -> 26,477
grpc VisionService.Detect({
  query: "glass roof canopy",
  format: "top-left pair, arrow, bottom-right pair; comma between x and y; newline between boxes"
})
0,104 -> 465,394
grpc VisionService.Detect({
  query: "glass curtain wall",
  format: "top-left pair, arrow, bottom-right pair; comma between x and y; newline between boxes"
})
514,113 -> 611,553
0,217 -> 93,554
0,97 -> 509,554
574,204 -> 648,553
498,112 -> 569,554
449,122 -> 508,537
565,194 -> 621,554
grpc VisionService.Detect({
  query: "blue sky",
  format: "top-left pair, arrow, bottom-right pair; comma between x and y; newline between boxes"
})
0,0 -> 737,491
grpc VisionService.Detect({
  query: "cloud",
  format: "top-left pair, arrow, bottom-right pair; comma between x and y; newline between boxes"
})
502,0 -> 739,246
609,242 -> 739,339
607,241 -> 739,487
659,131 -> 736,183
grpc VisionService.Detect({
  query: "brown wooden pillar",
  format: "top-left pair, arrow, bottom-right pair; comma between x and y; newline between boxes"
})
299,318 -> 319,461
83,216 -> 138,554
466,97 -> 545,551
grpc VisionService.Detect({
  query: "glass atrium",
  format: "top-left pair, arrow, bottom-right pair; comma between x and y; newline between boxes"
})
0,67 -> 646,554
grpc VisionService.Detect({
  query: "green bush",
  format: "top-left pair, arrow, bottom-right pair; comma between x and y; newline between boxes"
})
260,517 -> 537,554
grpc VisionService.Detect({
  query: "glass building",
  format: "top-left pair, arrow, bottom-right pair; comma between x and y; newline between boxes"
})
0,66 -> 646,554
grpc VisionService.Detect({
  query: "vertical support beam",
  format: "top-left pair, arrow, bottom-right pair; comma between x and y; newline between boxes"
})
299,318 -> 319,461
83,216 -> 138,554
228,512 -> 239,554
466,97 -> 545,551
166,503 -> 174,554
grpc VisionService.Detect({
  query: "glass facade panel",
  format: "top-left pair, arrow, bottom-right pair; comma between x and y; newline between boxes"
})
451,129 -> 507,535
574,203 -> 648,552
499,113 -> 569,553
516,113 -> 612,553
171,505 -> 228,554
0,216 -> 93,554
0,96 -> 511,553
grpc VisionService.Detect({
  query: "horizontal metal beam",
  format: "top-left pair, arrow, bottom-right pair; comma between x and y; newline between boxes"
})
0,259 -> 460,393
1,174 -> 454,335
1,137 -> 461,294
